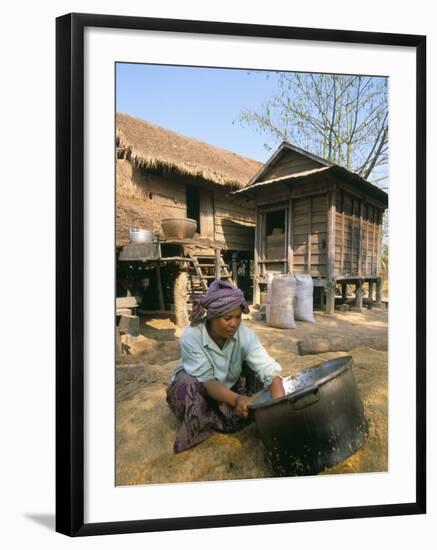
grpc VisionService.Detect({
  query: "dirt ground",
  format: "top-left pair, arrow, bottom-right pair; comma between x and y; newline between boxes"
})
116,307 -> 388,485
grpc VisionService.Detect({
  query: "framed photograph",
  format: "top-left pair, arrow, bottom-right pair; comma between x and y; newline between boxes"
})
56,12 -> 426,536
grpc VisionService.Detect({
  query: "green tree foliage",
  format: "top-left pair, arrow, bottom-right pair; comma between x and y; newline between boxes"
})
239,72 -> 388,186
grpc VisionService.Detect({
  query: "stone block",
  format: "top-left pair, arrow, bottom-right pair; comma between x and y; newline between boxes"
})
118,315 -> 140,336
298,337 -> 331,355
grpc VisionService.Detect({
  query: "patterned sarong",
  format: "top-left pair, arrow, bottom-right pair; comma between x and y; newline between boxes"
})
166,364 -> 263,453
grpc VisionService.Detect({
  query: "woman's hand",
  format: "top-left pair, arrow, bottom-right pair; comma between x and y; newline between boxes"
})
234,394 -> 250,418
203,380 -> 249,417
270,376 -> 286,400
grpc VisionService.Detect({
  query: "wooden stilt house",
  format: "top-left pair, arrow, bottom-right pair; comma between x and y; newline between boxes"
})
233,142 -> 388,314
115,113 -> 260,324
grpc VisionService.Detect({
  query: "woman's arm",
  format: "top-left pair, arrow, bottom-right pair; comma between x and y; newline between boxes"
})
242,327 -> 283,391
202,379 -> 249,417
269,376 -> 286,399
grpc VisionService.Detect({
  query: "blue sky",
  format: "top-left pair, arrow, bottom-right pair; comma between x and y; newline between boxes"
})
116,63 -> 282,163
116,64 -> 388,190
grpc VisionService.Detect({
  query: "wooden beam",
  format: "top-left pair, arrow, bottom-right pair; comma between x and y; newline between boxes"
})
253,209 -> 261,305
116,296 -> 138,309
258,259 -> 286,263
372,207 -> 377,276
365,204 -> 370,275
337,180 -> 387,210
260,212 -> 266,278
358,199 -> 364,277
215,249 -> 221,280
284,202 -> 288,275
290,181 -> 328,199
327,189 -> 336,280
350,197 -> 355,275
258,200 -> 289,212
232,252 -> 238,287
376,209 -> 382,276
287,196 -> 294,274
340,189 -> 345,275
307,197 -> 312,273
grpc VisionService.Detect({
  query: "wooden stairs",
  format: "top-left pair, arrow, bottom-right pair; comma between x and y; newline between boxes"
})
186,252 -> 232,307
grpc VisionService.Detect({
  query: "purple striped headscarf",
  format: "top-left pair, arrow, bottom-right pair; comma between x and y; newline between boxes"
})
190,280 -> 249,325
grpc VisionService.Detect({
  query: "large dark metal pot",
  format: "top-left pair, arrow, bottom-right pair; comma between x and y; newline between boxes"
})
249,356 -> 368,476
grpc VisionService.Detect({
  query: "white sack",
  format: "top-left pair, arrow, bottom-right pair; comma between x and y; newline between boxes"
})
294,274 -> 316,323
268,275 -> 297,329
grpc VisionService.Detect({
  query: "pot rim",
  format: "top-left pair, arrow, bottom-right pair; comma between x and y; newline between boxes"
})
249,355 -> 353,411
161,218 -> 197,224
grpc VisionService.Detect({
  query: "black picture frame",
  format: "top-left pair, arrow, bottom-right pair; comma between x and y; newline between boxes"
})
56,12 -> 426,537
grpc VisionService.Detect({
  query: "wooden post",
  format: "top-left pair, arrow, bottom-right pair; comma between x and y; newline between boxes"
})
253,209 -> 261,305
325,188 -> 337,316
155,264 -> 165,311
326,279 -> 336,315
215,249 -> 221,280
372,207 -> 377,276
232,252 -> 238,287
327,189 -> 336,280
260,212 -> 266,278
319,287 -> 325,309
174,270 -> 189,328
284,204 -> 288,275
350,197 -> 355,275
355,283 -> 365,310
376,277 -> 383,305
341,282 -> 348,302
307,233 -> 312,273
376,209 -> 382,276
368,280 -> 374,302
365,204 -> 370,275
340,190 -> 345,275
358,199 -> 364,277
307,197 -> 312,274
287,196 -> 294,274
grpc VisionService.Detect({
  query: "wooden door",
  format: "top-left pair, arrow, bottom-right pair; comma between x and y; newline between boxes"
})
198,189 -> 215,239
292,195 -> 327,277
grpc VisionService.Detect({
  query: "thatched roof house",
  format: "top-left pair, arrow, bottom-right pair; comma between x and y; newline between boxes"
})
116,113 -> 261,189
116,113 -> 260,249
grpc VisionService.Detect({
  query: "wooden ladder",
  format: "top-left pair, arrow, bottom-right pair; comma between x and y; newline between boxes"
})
186,252 -> 232,306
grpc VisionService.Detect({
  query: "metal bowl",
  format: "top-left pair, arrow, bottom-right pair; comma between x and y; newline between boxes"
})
128,228 -> 154,243
161,218 -> 197,239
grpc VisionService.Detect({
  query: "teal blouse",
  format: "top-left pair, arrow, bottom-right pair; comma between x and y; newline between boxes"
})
172,321 -> 281,389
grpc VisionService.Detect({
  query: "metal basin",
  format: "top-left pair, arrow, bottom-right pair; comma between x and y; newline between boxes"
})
161,218 -> 197,239
249,356 -> 368,476
128,227 -> 154,243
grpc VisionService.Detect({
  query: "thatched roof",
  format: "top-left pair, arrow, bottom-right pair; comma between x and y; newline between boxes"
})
116,113 -> 262,189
